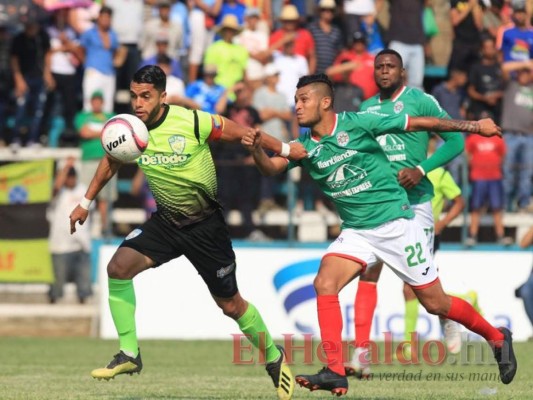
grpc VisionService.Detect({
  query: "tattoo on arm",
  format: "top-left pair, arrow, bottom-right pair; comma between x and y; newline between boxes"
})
433,119 -> 480,133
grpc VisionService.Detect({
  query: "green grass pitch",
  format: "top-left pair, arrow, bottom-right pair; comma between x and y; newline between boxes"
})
0,338 -> 531,399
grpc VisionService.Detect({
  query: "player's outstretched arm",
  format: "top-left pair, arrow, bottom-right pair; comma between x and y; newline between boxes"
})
69,154 -> 122,234
241,129 -> 289,176
218,116 -> 307,160
408,117 -> 502,137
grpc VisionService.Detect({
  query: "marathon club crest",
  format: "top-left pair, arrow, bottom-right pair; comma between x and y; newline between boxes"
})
393,101 -> 404,114
336,131 -> 349,147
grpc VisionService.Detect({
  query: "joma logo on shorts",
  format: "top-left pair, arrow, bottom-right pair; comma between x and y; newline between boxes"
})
217,263 -> 235,278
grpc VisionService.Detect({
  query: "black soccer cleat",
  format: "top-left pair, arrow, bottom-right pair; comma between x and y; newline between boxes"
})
296,367 -> 348,396
265,345 -> 294,400
91,349 -> 143,380
492,328 -> 517,384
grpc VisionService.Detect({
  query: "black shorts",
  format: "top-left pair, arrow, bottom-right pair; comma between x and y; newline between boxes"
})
120,209 -> 238,298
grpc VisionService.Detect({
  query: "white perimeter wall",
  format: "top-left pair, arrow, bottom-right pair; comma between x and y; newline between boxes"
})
98,246 -> 533,341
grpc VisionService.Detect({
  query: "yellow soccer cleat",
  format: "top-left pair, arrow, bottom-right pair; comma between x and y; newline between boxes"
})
266,345 -> 295,400
91,349 -> 143,380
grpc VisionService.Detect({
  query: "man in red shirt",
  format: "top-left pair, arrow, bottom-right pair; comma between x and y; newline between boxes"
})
325,31 -> 378,100
465,133 -> 512,246
269,4 -> 316,73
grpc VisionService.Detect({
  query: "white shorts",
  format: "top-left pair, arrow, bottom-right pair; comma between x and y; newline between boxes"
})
412,201 -> 435,256
325,217 -> 438,288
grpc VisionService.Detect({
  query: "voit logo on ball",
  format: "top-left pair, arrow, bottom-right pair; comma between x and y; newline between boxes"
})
273,259 -> 320,334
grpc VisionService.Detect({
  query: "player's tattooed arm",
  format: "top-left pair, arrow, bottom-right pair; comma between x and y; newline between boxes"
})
409,117 -> 502,137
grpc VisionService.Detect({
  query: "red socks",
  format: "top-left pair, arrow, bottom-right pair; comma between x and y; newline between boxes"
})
317,295 -> 345,375
445,296 -> 504,346
354,281 -> 378,348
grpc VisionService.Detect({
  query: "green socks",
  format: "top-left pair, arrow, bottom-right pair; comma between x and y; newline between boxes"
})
237,303 -> 280,363
108,278 -> 138,357
404,298 -> 420,341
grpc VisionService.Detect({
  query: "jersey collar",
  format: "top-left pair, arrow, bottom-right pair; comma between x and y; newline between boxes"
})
311,113 -> 338,142
379,86 -> 406,103
146,104 -> 170,131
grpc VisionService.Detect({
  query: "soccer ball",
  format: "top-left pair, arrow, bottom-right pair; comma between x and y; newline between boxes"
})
101,114 -> 149,162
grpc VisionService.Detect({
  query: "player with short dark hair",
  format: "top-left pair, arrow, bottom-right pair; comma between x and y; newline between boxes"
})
242,73 -> 516,396
69,65 -> 306,400
346,48 -> 467,378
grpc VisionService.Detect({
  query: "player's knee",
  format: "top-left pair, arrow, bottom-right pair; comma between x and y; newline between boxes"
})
107,258 -> 130,279
313,274 -> 338,295
220,298 -> 243,320
421,301 -> 446,316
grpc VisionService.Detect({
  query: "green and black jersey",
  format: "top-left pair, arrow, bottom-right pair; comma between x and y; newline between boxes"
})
137,105 -> 223,226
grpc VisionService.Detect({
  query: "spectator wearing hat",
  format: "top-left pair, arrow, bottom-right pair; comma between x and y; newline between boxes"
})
269,4 -> 316,73
326,31 -> 378,101
140,0 -> 183,61
78,6 -> 121,114
75,89 -> 117,235
308,0 -> 343,74
500,2 -> 533,64
139,32 -> 184,79
241,0 -> 272,33
10,13 -> 53,147
185,64 -> 226,114
235,8 -> 270,82
188,0 -> 223,82
204,14 -> 248,89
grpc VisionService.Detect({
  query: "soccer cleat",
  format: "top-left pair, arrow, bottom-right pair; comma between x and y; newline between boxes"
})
442,318 -> 462,354
265,345 -> 294,400
296,367 -> 348,396
345,347 -> 371,379
492,328 -> 517,384
91,349 -> 143,380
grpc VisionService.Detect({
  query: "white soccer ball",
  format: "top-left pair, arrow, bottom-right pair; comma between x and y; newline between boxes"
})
101,114 -> 149,162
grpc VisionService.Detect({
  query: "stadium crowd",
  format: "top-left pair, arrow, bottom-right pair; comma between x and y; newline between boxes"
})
0,0 -> 532,241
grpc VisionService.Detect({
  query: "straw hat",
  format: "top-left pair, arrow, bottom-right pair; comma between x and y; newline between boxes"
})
279,4 -> 299,21
216,14 -> 243,33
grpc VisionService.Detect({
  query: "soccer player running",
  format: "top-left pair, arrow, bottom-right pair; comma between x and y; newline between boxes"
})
241,74 -> 517,396
346,48 -> 466,379
69,65 -> 306,400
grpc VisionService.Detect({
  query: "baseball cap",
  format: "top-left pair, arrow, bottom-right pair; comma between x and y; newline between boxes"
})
245,7 -> 261,18
264,63 -> 280,77
353,31 -> 367,43
511,0 -> 526,11
203,65 -> 218,75
155,32 -> 169,43
91,89 -> 104,99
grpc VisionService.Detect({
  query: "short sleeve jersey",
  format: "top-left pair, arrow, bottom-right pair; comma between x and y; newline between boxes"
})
288,111 -> 414,230
427,167 -> 462,221
360,86 -> 455,205
137,105 -> 221,226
